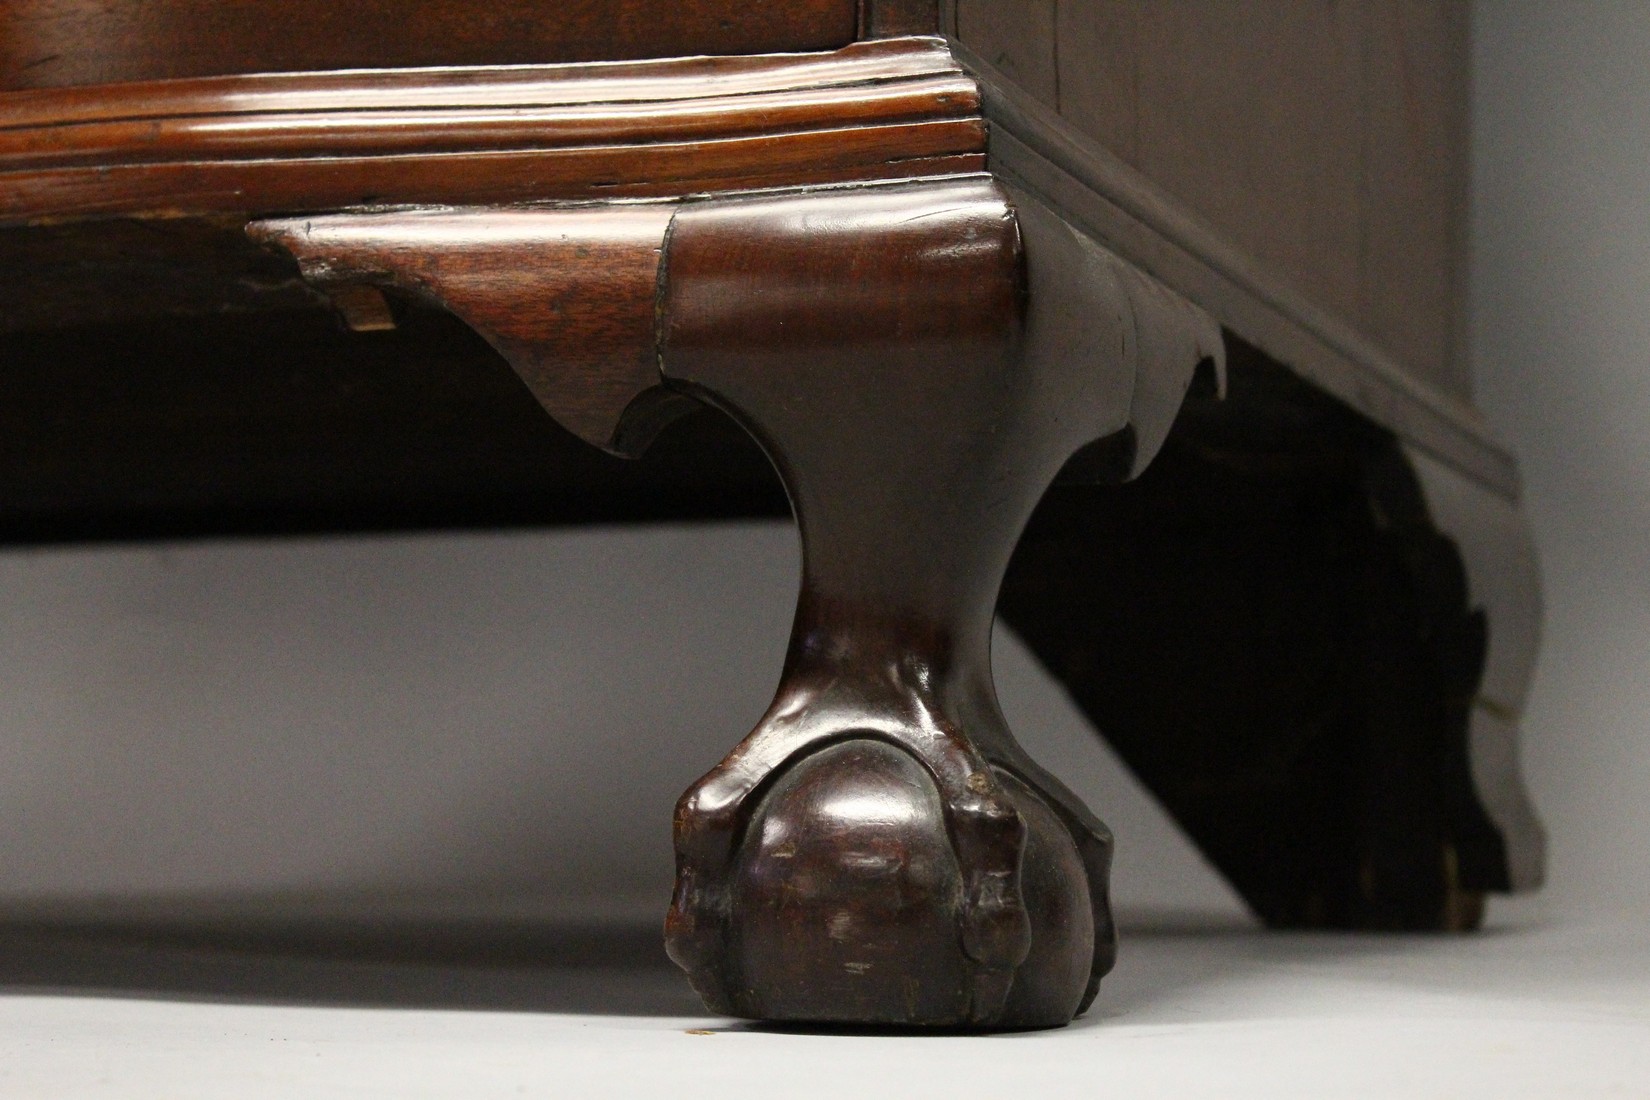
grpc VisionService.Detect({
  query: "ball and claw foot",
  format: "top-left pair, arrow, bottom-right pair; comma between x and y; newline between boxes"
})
665,736 -> 1108,1030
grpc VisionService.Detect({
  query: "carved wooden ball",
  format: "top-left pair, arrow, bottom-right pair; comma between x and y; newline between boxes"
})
728,738 -> 1094,1028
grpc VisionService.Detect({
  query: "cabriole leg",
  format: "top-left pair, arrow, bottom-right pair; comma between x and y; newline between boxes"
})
253,177 -> 1221,1029
655,181 -> 1219,1027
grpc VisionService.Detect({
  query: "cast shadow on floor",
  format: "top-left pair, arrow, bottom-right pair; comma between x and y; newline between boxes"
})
0,907 -> 1515,1025
0,916 -> 706,1017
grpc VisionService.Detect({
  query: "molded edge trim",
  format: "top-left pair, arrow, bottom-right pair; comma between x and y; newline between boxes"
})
959,40 -> 1522,501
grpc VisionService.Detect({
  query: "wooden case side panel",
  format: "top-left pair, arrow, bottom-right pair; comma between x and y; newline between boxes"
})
954,0 -> 1471,399
1362,0 -> 1472,398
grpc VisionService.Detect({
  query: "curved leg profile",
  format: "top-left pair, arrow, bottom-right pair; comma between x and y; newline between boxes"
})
253,176 -> 1221,1028
998,347 -> 1544,932
656,182 -> 1219,1026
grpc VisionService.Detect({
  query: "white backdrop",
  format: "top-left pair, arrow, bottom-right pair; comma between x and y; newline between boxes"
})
2,0 -> 1647,937
0,524 -> 1246,929
1471,0 -> 1650,925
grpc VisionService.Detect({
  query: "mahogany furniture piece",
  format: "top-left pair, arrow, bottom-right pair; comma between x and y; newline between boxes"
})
0,1 -> 1541,1028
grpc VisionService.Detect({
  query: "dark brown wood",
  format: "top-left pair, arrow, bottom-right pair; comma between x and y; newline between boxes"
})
656,181 -> 1093,1027
253,175 -> 1221,1027
951,0 -> 1472,399
0,30 -> 1512,505
250,207 -> 680,453
0,299 -> 1534,936
965,39 -> 1515,499
0,215 -> 322,333
0,30 -> 1510,504
0,0 -> 857,89
0,304 -> 792,544
0,38 -> 982,225
0,17 -> 1546,1024
728,740 -> 1094,1024
1004,345 -> 1509,930
859,0 -> 941,37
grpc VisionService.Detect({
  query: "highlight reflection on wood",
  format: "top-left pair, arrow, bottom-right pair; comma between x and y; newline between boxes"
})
0,7 -> 1544,1031
0,38 -> 982,222
254,176 -> 1220,1025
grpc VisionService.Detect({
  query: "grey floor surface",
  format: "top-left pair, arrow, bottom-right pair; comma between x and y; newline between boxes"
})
2,912 -> 1645,1098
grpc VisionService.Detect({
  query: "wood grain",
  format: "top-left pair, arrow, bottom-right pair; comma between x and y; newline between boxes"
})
1360,0 -> 1472,394
0,301 -> 1540,924
954,0 -> 1472,399
0,5 -> 1543,986
0,38 -> 983,224
0,26 -> 1507,501
251,208 -> 677,453
0,0 -> 858,89
253,176 -> 1221,1026
859,0 -> 941,36
965,30 -> 1513,498
657,177 -> 1106,1027
955,0 -> 1057,105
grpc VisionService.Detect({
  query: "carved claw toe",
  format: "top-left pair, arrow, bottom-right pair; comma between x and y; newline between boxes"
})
665,737 -> 1096,1029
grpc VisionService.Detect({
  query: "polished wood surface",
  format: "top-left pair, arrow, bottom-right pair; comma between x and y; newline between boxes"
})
0,27 -> 1502,496
956,0 -> 1471,398
253,175 -> 1223,1026
250,207 -> 679,453
0,9 -> 1546,1027
976,55 -> 1515,500
0,28 -> 1507,499
0,300 -> 1527,932
0,0 -> 857,89
0,38 -> 981,224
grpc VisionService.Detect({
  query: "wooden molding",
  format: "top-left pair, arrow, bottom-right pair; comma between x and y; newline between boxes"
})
0,32 -> 1517,502
959,40 -> 1520,501
0,21 -> 1547,1009
0,37 -> 981,223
